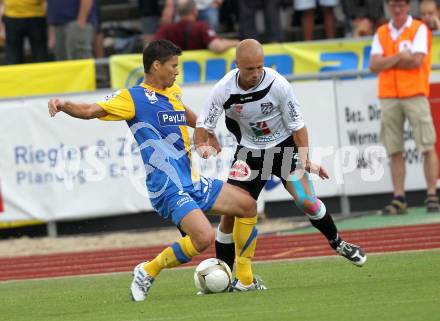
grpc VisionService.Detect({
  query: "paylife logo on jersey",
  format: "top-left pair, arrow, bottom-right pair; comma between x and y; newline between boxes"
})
158,111 -> 187,126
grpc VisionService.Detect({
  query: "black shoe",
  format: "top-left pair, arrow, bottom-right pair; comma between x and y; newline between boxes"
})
335,241 -> 367,266
425,195 -> 440,213
382,198 -> 407,215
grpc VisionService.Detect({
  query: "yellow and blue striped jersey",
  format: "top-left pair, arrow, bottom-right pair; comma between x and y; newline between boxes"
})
97,83 -> 197,197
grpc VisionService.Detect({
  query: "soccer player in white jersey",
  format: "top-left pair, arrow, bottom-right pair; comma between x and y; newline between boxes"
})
194,39 -> 367,278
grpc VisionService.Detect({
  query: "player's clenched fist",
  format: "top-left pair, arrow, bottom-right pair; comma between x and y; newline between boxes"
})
196,143 -> 218,159
48,98 -> 64,117
307,161 -> 330,180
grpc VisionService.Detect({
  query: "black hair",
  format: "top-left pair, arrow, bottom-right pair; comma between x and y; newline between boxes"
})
143,39 -> 182,73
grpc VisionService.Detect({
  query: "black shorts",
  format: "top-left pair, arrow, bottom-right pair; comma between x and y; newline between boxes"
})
227,136 -> 298,200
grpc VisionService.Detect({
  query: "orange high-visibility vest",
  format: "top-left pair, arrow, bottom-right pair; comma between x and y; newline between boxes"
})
377,19 -> 432,98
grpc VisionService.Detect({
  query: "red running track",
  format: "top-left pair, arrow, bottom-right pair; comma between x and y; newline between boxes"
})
1,223 -> 439,282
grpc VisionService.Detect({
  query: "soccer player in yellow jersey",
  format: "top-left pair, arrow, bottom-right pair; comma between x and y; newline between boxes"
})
48,39 -> 265,301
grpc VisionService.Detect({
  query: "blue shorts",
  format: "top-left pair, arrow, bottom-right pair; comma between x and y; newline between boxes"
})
150,176 -> 224,226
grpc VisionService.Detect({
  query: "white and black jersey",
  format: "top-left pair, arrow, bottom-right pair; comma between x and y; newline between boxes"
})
196,67 -> 305,150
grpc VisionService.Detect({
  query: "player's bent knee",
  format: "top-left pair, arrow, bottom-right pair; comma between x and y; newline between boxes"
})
239,198 -> 257,218
301,199 -> 319,215
304,200 -> 326,220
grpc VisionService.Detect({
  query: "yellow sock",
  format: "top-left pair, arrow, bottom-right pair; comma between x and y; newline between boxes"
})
144,236 -> 199,278
233,216 -> 258,285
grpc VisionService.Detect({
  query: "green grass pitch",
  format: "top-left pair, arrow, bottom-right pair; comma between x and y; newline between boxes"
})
1,250 -> 439,321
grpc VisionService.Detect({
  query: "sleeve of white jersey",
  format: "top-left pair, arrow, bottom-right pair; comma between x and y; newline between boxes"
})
279,78 -> 305,132
196,85 -> 225,132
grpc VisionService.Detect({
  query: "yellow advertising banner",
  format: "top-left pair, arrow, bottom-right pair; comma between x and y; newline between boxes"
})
110,36 -> 440,89
0,59 -> 96,99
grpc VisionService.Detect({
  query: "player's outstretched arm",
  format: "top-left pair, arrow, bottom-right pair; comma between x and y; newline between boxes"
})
208,131 -> 221,155
306,161 -> 329,180
48,98 -> 107,119
293,126 -> 329,180
292,126 -> 309,168
184,105 -> 197,128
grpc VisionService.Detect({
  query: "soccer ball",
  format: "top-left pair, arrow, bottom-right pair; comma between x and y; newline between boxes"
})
194,258 -> 232,294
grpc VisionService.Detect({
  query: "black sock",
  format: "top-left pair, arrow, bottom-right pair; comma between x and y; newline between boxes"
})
177,226 -> 186,237
309,213 -> 341,249
394,195 -> 406,203
328,234 -> 342,250
215,240 -> 235,272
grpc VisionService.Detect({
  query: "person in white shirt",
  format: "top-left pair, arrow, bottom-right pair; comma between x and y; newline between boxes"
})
194,39 -> 367,272
196,0 -> 222,32
369,0 -> 439,214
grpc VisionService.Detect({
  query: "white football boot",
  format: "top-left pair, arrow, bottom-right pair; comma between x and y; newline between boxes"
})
130,262 -> 155,301
231,276 -> 267,292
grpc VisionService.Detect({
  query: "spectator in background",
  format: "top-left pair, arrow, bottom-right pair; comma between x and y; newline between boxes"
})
219,0 -> 238,33
0,0 -> 48,64
294,0 -> 338,40
369,0 -> 439,214
154,0 -> 238,53
93,0 -> 104,58
419,0 -> 440,31
47,0 -> 97,61
341,0 -> 386,37
138,0 -> 161,46
238,0 -> 282,42
154,0 -> 224,34
138,0 -> 174,46
196,0 -> 223,32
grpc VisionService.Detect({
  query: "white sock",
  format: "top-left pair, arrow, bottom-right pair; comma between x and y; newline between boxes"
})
216,225 -> 234,244
306,200 -> 326,221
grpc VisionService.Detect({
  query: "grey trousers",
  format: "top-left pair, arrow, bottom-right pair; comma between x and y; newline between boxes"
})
54,21 -> 94,61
